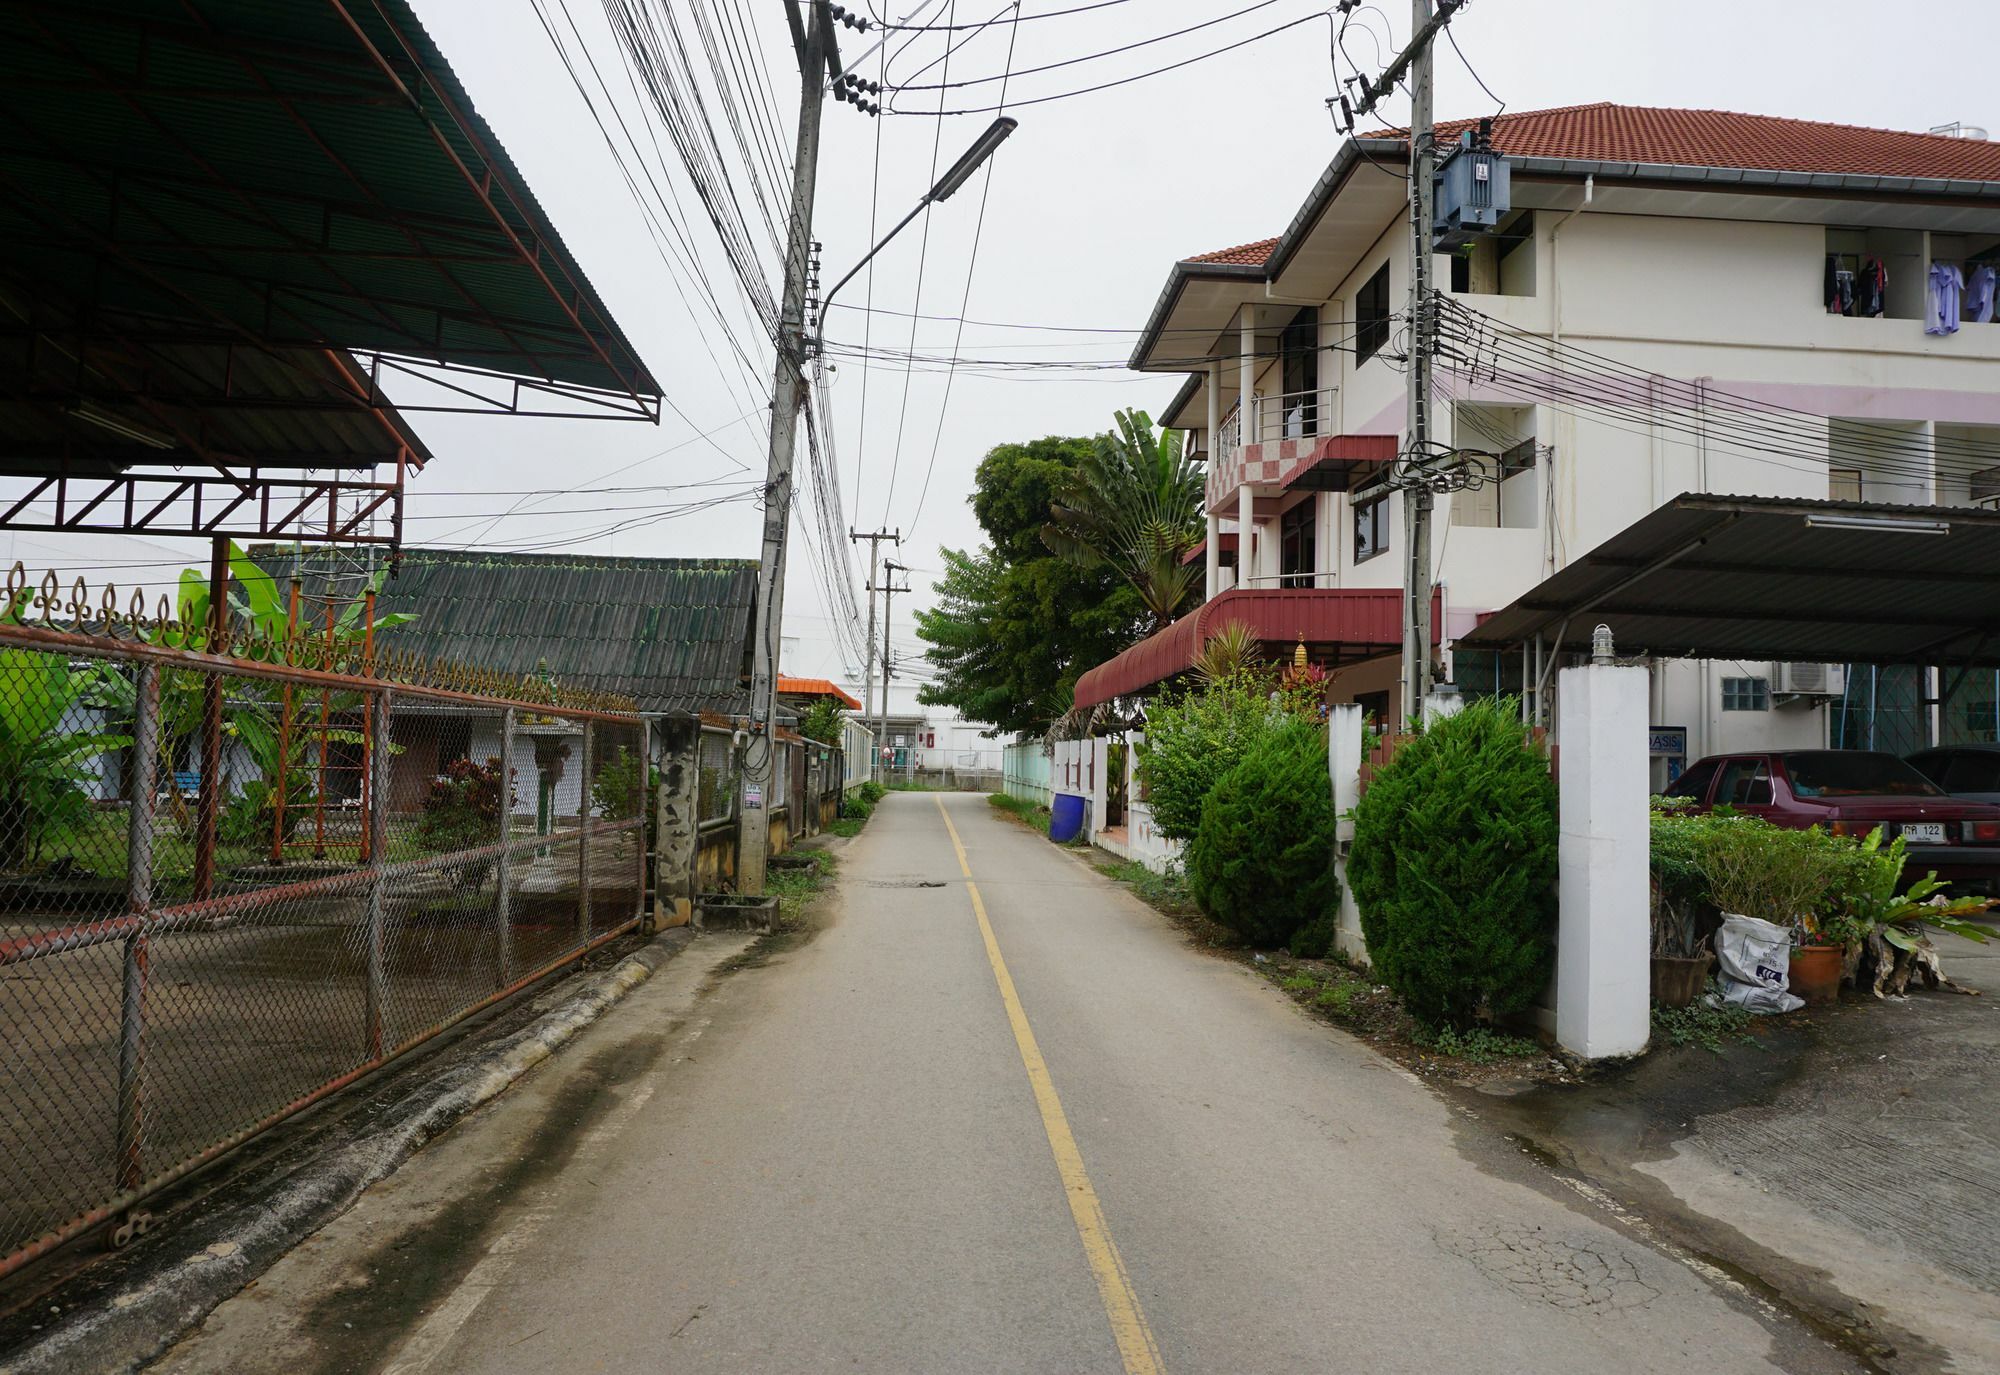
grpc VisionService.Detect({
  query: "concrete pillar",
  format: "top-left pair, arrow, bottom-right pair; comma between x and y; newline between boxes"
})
654,717 -> 700,929
1238,483 -> 1256,590
1556,649 -> 1651,1060
1423,691 -> 1464,726
1237,310 -> 1254,442
1327,702 -> 1369,965
1205,510 -> 1220,601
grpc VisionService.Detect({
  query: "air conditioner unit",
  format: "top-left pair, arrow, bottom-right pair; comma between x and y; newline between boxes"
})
1775,662 -> 1845,698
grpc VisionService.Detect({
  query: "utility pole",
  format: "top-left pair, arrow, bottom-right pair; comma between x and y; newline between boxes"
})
878,557 -> 910,775
1338,0 -> 1464,719
1403,0 -> 1439,716
741,2 -> 839,897
851,527 -> 900,726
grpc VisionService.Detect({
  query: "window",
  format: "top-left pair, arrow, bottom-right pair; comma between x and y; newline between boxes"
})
1355,264 -> 1390,365
1353,489 -> 1390,563
1720,676 -> 1769,711
1828,467 -> 1863,502
1783,751 -> 1941,798
1664,756 -> 1720,803
1943,751 -> 2000,794
1715,758 -> 1773,807
1280,500 -> 1316,587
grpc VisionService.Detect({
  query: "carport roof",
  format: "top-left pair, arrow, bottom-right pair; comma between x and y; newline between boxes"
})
1457,494 -> 2000,667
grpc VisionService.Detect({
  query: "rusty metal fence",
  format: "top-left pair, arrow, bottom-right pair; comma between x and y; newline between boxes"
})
0,612 -> 645,1279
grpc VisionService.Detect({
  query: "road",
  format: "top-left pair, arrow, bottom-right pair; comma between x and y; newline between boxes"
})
160,792 -> 1855,1374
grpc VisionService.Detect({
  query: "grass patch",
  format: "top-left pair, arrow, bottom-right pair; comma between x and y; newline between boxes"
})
1411,1024 -> 1543,1064
827,817 -> 865,839
766,848 -> 838,930
1280,973 -> 1320,993
1651,1001 -> 1755,1053
986,792 -> 1051,830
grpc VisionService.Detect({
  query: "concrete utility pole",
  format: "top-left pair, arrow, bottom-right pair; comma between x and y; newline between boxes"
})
1342,0 -> 1464,718
741,3 -> 838,898
1403,0 -> 1439,715
876,558 -> 910,774
851,527 -> 900,724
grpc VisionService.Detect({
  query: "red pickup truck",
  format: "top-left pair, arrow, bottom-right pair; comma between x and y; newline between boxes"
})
1664,749 -> 2000,896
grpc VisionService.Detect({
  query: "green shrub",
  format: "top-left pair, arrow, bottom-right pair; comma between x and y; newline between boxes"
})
1290,912 -> 1338,959
858,780 -> 887,805
841,793 -> 874,821
1136,673 -> 1293,842
1185,717 -> 1338,947
1347,698 -> 1556,1027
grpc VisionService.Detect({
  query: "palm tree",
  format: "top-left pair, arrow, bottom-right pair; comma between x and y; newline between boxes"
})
1043,408 -> 1205,631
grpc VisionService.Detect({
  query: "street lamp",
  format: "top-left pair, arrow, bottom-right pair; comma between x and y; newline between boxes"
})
816,116 -> 1018,342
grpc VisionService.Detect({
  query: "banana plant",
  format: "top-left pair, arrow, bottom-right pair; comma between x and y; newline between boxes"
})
1826,826 -> 1994,950
0,649 -> 132,873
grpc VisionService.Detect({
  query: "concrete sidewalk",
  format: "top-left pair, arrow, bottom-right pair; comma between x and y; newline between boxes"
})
155,792 -> 1858,1374
1472,930 -> 2000,1373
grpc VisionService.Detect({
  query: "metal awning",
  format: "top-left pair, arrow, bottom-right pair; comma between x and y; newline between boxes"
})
0,0 -> 666,546
1457,493 -> 2000,667
1278,433 -> 1399,492
1074,586 -> 1432,710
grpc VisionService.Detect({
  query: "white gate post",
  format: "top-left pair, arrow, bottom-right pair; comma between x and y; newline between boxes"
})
1556,627 -> 1651,1059
1327,702 -> 1368,964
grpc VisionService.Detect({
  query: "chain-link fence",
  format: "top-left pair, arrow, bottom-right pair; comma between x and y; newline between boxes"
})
0,625 -> 645,1278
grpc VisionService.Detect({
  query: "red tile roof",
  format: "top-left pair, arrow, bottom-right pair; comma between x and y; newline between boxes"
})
1183,236 -> 1280,267
1369,102 -> 2000,182
776,676 -> 861,710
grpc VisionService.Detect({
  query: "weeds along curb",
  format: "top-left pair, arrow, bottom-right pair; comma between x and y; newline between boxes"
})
0,929 -> 695,1375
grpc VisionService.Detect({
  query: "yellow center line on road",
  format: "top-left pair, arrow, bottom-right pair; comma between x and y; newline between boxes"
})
934,795 -> 1165,1375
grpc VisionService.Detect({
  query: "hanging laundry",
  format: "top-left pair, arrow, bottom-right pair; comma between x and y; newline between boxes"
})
1857,257 -> 1888,317
1824,256 -> 1855,314
1927,261 -> 1965,335
1968,264 -> 1998,324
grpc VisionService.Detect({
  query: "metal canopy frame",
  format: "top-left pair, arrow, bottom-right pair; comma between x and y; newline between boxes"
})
0,0 -> 665,547
1457,494 -> 2000,669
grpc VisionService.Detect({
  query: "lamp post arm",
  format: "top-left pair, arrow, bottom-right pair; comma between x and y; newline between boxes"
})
817,194 -> 932,348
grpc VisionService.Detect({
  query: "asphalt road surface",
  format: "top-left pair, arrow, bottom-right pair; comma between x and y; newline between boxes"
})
160,792 -> 1857,1375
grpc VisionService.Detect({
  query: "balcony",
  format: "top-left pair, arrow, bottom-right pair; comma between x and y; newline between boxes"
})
1207,386 -> 1375,510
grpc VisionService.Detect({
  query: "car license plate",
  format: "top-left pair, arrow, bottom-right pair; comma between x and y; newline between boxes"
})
1901,822 -> 1946,844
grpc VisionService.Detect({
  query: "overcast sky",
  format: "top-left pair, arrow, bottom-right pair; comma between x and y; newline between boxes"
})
10,0 -> 1991,689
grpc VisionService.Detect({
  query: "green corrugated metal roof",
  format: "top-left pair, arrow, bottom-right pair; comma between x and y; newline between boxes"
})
0,0 -> 659,402
257,547 -> 758,715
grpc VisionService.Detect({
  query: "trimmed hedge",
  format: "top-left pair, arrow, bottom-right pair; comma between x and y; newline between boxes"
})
1186,717 -> 1339,947
1347,698 -> 1555,1027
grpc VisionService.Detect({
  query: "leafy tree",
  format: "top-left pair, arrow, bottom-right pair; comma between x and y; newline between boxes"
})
798,698 -> 844,746
916,436 -> 1145,734
1347,698 -> 1556,1027
1185,716 -> 1338,947
1043,409 -> 1204,631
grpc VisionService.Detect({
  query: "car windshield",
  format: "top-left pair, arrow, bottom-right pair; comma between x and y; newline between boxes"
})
1782,751 -> 1943,799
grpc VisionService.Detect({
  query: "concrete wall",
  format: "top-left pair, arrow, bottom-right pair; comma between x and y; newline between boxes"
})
1002,740 -> 1054,808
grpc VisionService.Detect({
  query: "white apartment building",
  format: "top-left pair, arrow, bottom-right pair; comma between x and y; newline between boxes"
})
1075,103 -> 2000,780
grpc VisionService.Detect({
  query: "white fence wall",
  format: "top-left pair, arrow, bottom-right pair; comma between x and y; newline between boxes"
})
1002,740 -> 1053,807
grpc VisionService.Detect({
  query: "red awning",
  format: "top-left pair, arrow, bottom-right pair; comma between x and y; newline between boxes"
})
1179,532 -> 1239,566
1073,586 -> 1439,709
1278,433 -> 1400,491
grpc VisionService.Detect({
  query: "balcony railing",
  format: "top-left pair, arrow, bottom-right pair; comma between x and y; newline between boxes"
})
1252,386 -> 1338,445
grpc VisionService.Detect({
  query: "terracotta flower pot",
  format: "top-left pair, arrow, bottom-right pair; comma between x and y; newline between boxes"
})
1650,953 -> 1713,1009
1788,942 -> 1843,1005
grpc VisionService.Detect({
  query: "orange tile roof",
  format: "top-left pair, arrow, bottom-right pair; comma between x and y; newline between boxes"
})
1183,236 -> 1280,267
1369,102 -> 2000,182
776,675 -> 861,710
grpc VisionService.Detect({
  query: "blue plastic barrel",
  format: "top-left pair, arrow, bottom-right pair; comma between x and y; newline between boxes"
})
1049,793 -> 1086,843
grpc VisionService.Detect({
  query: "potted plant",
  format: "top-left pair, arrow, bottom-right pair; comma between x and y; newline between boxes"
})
1821,827 -> 1995,997
1647,803 -> 1717,1007
1694,815 -> 1838,1003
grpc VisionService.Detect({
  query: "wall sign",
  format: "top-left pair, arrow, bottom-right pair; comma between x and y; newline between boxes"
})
743,782 -> 764,810
1649,726 -> 1688,758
